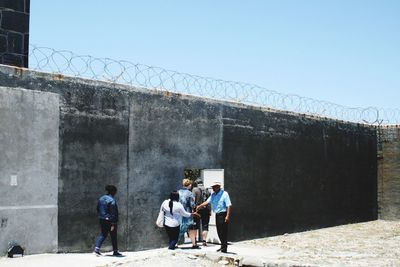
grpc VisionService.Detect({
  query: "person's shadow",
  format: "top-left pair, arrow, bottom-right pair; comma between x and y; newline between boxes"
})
106,254 -> 126,258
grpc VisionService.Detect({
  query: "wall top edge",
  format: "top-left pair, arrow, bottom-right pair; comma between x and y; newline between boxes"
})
0,64 -> 378,129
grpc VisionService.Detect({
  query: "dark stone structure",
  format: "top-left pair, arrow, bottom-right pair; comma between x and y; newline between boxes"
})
378,126 -> 400,220
0,65 -> 378,253
0,0 -> 30,67
222,106 -> 377,240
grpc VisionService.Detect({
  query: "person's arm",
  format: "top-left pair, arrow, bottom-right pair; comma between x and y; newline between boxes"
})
225,205 -> 232,223
109,200 -> 118,230
177,203 -> 193,218
195,200 -> 209,211
224,192 -> 232,223
196,195 -> 211,211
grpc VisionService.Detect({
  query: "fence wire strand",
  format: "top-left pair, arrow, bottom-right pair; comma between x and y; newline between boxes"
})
28,44 -> 400,125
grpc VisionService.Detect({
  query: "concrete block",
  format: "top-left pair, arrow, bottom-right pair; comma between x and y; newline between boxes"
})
0,86 -> 59,254
0,207 -> 57,254
1,10 -> 29,33
0,0 -> 26,13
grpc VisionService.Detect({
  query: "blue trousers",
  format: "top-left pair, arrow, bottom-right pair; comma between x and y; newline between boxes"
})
164,225 -> 180,249
95,219 -> 118,251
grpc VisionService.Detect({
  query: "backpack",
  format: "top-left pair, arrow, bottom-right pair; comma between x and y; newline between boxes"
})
7,244 -> 24,258
198,185 -> 210,204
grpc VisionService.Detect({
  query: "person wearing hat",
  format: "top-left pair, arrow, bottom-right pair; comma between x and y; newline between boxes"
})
196,181 -> 232,253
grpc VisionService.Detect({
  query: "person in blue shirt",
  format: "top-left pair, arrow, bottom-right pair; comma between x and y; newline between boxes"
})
178,179 -> 199,248
196,182 -> 232,253
94,185 -> 122,256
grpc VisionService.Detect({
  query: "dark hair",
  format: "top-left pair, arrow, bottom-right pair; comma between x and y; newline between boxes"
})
105,185 -> 117,195
169,191 -> 179,215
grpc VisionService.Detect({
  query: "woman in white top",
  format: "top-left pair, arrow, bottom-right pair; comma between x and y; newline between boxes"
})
160,191 -> 198,249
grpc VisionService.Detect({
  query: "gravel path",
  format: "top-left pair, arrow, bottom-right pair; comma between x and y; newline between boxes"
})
239,220 -> 400,266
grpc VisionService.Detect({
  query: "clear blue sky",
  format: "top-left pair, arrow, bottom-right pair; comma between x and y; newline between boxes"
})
30,1 -> 400,109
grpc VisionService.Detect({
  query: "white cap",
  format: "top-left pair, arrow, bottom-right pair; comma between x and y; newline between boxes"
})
211,182 -> 222,187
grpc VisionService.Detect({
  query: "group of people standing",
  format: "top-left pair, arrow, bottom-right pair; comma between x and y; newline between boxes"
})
160,178 -> 232,253
92,178 -> 232,257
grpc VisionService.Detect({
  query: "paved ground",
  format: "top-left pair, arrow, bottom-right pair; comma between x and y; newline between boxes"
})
0,220 -> 399,267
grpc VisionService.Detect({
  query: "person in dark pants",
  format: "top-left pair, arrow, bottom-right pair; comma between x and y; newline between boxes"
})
196,182 -> 232,253
192,179 -> 211,246
159,191 -> 199,249
94,185 -> 122,256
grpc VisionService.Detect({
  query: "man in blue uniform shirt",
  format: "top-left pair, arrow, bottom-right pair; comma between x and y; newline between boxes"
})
196,182 -> 232,253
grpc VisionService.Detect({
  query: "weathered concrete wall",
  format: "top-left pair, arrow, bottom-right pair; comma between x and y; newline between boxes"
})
378,126 -> 400,220
0,66 -> 223,252
127,92 -> 222,250
0,65 -> 378,252
0,0 -> 30,67
58,85 -> 130,252
0,86 -> 59,254
222,106 -> 377,240
0,67 -> 131,252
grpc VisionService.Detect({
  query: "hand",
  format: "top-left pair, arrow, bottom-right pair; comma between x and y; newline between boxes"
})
196,204 -> 204,211
111,225 -> 115,232
192,212 -> 200,218
224,216 -> 230,223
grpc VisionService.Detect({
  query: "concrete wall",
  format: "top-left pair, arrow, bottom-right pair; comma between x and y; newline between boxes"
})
127,92 -> 222,250
0,0 -> 30,67
222,106 -> 377,240
0,65 -> 378,253
0,86 -> 59,254
58,83 -> 130,251
378,126 -> 400,220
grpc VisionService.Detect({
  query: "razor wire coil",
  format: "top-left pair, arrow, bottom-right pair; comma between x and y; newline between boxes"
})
28,44 -> 400,125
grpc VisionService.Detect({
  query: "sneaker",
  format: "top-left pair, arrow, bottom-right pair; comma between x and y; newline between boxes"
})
94,250 -> 102,256
113,251 -> 123,257
202,241 -> 207,247
191,245 -> 200,249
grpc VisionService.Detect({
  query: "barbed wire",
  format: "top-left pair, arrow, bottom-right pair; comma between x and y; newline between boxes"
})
28,44 -> 400,125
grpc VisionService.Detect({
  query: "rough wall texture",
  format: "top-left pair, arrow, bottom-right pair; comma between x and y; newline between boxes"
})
58,85 -> 130,252
127,92 -> 222,250
0,67 -> 131,252
0,0 -> 30,67
0,65 -> 378,253
222,106 -> 377,240
0,66 -> 223,252
378,126 -> 400,220
0,86 -> 59,254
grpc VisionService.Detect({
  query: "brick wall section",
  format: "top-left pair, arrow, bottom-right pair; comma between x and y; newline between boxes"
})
378,126 -> 400,220
0,0 -> 30,67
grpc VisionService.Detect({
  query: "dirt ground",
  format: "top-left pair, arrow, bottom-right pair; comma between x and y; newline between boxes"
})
0,220 -> 399,267
239,220 -> 400,266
